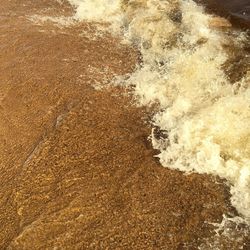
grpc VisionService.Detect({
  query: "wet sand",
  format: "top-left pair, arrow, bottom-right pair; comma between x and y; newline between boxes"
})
0,0 -> 249,249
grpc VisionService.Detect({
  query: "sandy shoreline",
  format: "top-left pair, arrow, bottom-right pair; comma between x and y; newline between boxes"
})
0,0 -> 249,249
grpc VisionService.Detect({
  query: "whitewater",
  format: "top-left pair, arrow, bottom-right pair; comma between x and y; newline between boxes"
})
67,0 -> 250,225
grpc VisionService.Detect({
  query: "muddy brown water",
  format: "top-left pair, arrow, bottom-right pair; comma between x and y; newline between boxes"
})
195,0 -> 250,28
0,0 -> 249,249
194,0 -> 250,84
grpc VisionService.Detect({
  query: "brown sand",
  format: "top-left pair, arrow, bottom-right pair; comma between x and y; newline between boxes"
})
0,0 -> 249,249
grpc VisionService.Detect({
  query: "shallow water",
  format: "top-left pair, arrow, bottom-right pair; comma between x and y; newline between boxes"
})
68,0 -> 250,226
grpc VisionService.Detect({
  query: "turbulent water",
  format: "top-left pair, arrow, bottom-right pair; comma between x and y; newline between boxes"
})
68,0 -> 250,225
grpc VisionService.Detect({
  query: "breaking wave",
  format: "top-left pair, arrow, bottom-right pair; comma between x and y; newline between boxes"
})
68,0 -> 250,225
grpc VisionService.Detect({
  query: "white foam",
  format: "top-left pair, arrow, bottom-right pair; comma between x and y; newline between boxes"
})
68,0 -> 122,24
28,15 -> 76,27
